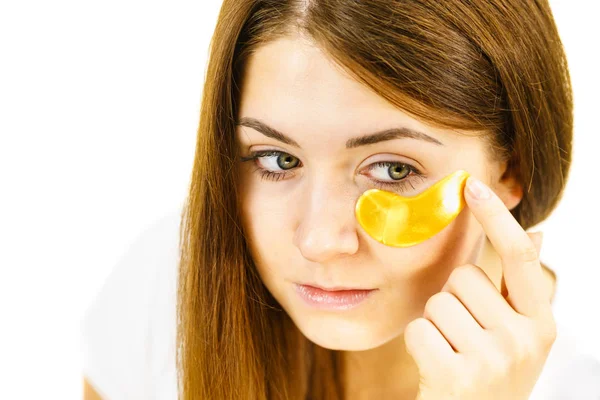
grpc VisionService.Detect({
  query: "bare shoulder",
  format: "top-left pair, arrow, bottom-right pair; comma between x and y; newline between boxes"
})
83,377 -> 103,400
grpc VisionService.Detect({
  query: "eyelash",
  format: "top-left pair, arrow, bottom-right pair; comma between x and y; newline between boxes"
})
239,150 -> 425,192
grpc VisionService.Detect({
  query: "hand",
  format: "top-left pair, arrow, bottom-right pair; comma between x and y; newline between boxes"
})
404,176 -> 557,400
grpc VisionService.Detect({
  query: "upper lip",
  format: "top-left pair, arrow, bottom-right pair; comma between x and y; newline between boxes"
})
297,282 -> 376,291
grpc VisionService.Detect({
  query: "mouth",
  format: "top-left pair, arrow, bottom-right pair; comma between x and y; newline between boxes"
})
293,283 -> 378,311
297,282 -> 376,291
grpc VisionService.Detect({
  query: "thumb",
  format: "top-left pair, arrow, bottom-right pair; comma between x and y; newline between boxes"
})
527,231 -> 544,257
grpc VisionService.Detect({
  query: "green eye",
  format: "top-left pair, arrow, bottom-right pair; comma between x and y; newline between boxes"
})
240,150 -> 426,191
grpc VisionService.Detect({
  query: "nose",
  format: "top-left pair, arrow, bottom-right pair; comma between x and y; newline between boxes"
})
293,180 -> 360,263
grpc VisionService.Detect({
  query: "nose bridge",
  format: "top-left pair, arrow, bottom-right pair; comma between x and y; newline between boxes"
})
293,173 -> 359,262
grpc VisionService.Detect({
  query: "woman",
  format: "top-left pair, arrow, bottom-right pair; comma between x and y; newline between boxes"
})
82,0 -> 600,399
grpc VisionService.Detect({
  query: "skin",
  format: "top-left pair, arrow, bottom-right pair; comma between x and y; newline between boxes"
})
236,34 -> 557,399
403,178 -> 556,399
83,378 -> 103,400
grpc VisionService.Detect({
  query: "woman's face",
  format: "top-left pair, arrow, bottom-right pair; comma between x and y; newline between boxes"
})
236,35 -> 514,351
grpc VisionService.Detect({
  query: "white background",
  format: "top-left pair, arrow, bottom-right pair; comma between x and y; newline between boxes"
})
0,1 -> 598,398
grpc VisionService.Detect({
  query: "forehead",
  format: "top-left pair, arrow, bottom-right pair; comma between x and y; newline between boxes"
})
236,35 -> 474,152
240,36 -> 378,112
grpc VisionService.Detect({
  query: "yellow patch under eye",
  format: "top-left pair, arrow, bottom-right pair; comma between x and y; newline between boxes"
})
355,170 -> 470,247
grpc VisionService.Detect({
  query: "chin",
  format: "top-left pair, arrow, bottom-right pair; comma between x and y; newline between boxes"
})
287,311 -> 399,351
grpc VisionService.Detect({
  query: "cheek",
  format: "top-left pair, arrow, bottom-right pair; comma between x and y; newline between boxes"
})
379,208 -> 476,268
240,197 -> 292,283
421,206 -> 482,264
242,195 -> 289,248
377,208 -> 482,302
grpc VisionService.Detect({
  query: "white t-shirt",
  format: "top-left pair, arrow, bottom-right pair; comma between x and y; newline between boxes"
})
80,209 -> 600,400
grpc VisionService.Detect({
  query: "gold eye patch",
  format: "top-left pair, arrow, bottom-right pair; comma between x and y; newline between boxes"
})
355,170 -> 470,247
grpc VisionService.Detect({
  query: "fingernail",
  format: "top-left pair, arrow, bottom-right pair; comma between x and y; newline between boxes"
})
467,177 -> 491,200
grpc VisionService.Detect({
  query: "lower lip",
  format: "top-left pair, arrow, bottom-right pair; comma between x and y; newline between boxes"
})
294,284 -> 377,310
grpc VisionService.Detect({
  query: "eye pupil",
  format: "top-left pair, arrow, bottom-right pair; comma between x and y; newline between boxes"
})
389,164 -> 410,180
277,154 -> 299,169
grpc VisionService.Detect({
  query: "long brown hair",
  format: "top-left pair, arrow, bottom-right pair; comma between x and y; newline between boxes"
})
176,0 -> 573,398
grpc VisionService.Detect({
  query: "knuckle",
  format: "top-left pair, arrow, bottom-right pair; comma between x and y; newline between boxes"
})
537,319 -> 558,348
424,291 -> 454,316
405,317 -> 425,336
516,338 -> 537,363
449,264 -> 480,285
404,317 -> 429,344
510,243 -> 539,263
482,349 -> 512,374
485,205 -> 505,219
503,322 -> 540,362
496,320 -> 532,358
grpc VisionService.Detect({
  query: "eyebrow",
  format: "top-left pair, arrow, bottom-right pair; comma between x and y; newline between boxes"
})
236,117 -> 444,148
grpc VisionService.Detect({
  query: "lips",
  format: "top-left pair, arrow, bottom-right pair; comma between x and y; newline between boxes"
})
294,283 -> 378,310
298,282 -> 375,291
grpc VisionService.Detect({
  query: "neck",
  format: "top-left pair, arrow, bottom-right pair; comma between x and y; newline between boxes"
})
342,332 -> 421,399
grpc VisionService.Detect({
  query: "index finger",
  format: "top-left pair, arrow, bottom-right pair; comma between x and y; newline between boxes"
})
464,176 -> 548,317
